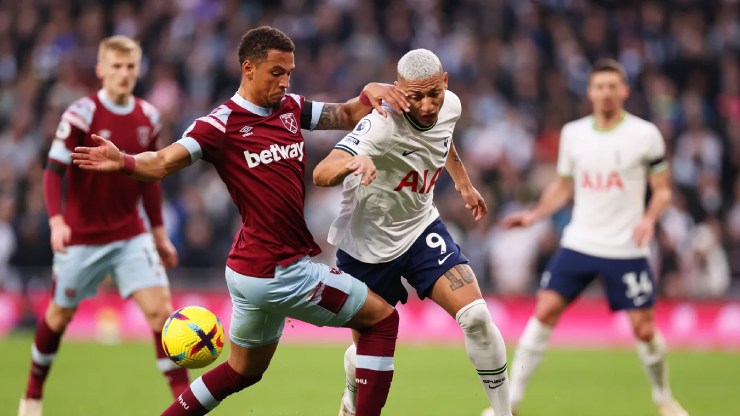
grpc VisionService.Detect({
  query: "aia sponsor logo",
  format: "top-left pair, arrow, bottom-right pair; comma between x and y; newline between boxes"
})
394,168 -> 443,194
580,171 -> 624,191
280,113 -> 298,134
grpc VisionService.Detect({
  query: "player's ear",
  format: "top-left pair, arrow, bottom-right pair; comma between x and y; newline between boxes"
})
94,62 -> 104,80
243,60 -> 253,80
443,72 -> 449,89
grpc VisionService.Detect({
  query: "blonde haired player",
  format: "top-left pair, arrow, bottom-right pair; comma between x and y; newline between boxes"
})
19,36 -> 187,416
482,59 -> 688,416
314,49 -> 512,416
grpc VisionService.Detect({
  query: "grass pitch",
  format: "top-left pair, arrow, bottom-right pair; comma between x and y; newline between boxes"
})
1,334 -> 736,415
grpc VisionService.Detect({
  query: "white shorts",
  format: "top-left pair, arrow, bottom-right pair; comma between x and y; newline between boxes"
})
52,234 -> 168,307
225,256 -> 368,348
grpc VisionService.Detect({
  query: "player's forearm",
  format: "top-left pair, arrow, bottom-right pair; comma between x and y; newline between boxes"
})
151,225 -> 169,244
43,166 -> 65,218
141,181 -> 164,227
313,158 -> 352,187
531,177 -> 573,220
445,145 -> 473,190
643,186 -> 671,223
128,146 -> 190,182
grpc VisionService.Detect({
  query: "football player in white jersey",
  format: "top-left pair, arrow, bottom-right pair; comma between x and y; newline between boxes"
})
487,59 -> 688,416
314,49 -> 512,416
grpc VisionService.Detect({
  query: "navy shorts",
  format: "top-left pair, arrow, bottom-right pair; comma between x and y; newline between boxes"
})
542,248 -> 656,311
336,218 -> 469,306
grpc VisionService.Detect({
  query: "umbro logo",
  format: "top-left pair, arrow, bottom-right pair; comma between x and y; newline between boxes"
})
240,126 -> 253,137
402,149 -> 420,156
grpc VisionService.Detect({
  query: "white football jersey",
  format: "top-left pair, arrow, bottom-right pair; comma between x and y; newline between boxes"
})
557,112 -> 668,258
328,91 -> 462,263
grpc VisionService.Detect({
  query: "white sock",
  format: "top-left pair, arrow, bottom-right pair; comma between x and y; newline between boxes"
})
636,330 -> 672,404
510,317 -> 553,407
342,343 -> 358,413
456,299 -> 513,416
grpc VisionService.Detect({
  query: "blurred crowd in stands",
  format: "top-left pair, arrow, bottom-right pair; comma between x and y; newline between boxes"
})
0,0 -> 738,299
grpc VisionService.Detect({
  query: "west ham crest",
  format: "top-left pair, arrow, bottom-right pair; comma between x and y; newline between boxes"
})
280,113 -> 298,134
137,126 -> 151,146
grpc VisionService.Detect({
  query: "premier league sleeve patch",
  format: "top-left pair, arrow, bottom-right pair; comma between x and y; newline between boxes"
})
352,119 -> 371,135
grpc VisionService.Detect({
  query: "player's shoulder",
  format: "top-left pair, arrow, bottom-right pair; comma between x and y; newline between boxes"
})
560,116 -> 591,139
135,97 -> 161,127
443,89 -> 462,113
284,93 -> 306,109
61,94 -> 97,132
623,112 -> 660,133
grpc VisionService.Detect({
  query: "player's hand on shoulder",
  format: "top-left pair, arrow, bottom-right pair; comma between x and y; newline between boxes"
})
362,82 -> 410,117
502,211 -> 538,229
458,185 -> 488,221
346,155 -> 376,186
70,134 -> 124,172
49,215 -> 71,253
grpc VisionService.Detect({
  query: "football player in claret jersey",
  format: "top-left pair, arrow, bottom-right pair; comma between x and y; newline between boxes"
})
487,59 -> 688,416
18,36 -> 187,416
313,49 -> 512,416
71,26 -> 412,416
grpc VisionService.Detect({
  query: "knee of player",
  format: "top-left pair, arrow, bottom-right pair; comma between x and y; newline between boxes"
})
144,307 -> 172,329
455,300 -> 492,333
632,320 -> 655,342
45,304 -> 76,331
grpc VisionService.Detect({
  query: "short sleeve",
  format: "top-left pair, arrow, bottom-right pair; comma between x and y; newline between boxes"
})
556,124 -> 573,177
645,124 -> 668,174
48,98 -> 94,165
334,110 -> 394,158
300,99 -> 324,131
176,115 -> 226,164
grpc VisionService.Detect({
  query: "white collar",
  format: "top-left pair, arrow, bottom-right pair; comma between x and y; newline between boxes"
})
97,89 -> 135,115
230,92 -> 272,116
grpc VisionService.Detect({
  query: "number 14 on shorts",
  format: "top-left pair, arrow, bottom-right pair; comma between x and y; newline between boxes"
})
622,271 -> 653,307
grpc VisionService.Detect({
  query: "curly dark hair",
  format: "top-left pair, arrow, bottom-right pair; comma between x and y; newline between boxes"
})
237,26 -> 295,65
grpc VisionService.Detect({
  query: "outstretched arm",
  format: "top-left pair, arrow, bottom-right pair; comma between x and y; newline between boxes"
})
503,176 -> 574,228
314,83 -> 409,130
313,149 -> 376,187
71,134 -> 192,181
445,144 -> 487,221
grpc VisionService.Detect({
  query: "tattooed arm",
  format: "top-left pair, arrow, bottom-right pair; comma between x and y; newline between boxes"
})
314,83 -> 409,130
445,144 -> 488,221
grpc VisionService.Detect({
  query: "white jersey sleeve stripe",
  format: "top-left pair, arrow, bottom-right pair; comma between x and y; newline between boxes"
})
196,116 -> 226,133
288,93 -> 302,107
62,112 -> 90,133
334,143 -> 357,156
310,102 -> 324,131
176,136 -> 203,163
48,140 -> 71,165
